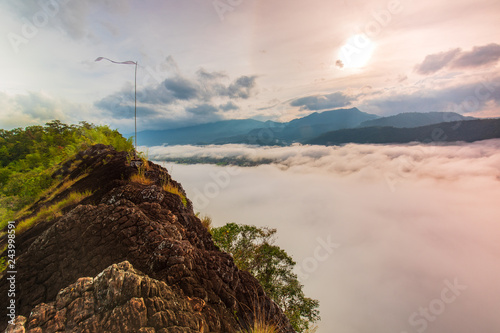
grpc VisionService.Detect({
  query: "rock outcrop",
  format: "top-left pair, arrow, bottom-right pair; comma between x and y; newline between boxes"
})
7,261 -> 211,332
0,144 -> 294,332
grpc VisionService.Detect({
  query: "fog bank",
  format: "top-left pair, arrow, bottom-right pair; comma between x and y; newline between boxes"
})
152,140 -> 500,333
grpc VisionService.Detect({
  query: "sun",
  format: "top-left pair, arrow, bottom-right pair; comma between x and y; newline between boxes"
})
337,34 -> 376,69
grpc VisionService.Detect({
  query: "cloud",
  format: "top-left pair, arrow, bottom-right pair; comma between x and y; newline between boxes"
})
0,91 -> 96,129
196,68 -> 227,81
97,71 -> 257,108
148,140 -> 500,182
397,74 -> 408,83
96,103 -> 159,120
3,0 -> 131,40
290,92 -> 355,111
94,65 -> 259,128
93,86 -> 162,120
452,43 -> 500,69
186,103 -> 219,116
220,101 -> 239,111
225,76 -> 258,99
151,140 -> 500,333
416,44 -> 500,75
361,75 -> 500,115
162,77 -> 200,100
415,48 -> 461,75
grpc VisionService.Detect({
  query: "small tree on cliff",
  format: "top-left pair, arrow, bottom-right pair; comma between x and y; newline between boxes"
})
211,223 -> 320,332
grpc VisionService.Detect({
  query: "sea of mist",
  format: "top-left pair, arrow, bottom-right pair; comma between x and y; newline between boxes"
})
148,140 -> 500,333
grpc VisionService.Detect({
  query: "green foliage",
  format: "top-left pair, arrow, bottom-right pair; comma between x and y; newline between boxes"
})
212,223 -> 320,332
16,190 -> 93,234
0,121 -> 133,226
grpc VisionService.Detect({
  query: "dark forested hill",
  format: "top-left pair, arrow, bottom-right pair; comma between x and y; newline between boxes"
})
358,112 -> 475,128
307,118 -> 500,145
135,119 -> 273,146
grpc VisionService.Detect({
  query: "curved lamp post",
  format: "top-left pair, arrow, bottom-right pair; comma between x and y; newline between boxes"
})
95,57 -> 138,151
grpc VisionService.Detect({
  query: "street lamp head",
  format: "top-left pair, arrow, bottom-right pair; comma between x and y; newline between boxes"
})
95,57 -> 136,65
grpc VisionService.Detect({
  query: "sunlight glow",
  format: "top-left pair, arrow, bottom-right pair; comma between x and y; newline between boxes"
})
337,34 -> 375,69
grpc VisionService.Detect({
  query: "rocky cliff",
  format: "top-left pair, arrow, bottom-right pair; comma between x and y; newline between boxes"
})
0,144 -> 294,332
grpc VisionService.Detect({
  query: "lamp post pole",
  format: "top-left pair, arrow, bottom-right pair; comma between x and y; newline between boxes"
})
134,60 -> 137,150
95,57 -> 138,151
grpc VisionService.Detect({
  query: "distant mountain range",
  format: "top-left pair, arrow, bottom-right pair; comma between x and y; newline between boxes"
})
358,112 -> 475,128
133,108 -> 500,146
308,118 -> 500,145
214,107 -> 379,145
136,119 -> 269,146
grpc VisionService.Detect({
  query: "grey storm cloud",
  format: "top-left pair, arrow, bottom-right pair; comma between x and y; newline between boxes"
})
163,77 -> 200,100
136,75 -> 204,105
415,43 -> 500,75
95,68 -> 255,121
138,73 -> 256,104
290,92 -> 355,111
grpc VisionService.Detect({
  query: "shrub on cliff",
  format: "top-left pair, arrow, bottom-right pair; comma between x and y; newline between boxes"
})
0,120 -> 133,227
212,222 -> 320,332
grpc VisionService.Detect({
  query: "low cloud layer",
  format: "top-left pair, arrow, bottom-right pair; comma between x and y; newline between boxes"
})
148,140 -> 500,183
152,140 -> 500,333
416,43 -> 500,75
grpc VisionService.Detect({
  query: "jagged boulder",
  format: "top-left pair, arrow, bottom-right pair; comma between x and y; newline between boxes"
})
6,261 -> 210,332
0,145 -> 294,332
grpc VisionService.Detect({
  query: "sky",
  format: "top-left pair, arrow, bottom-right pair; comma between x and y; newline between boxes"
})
153,140 -> 500,332
1,2 -> 499,331
1,0 -> 500,133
